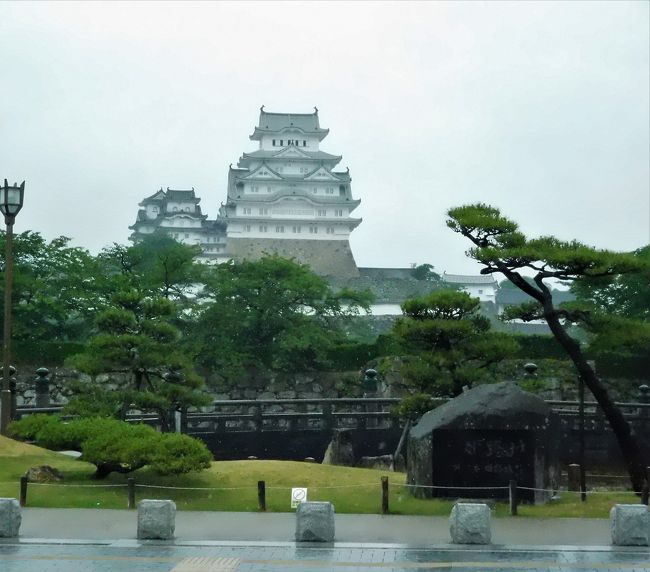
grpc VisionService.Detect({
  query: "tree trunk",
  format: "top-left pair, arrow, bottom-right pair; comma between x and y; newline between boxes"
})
544,306 -> 647,492
94,463 -> 120,479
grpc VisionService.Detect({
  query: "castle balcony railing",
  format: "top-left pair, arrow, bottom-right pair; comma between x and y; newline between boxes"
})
14,395 -> 650,435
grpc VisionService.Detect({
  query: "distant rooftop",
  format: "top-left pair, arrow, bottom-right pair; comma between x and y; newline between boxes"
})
442,273 -> 498,285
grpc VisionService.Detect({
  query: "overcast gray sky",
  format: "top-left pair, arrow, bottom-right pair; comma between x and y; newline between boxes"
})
1,1 -> 648,274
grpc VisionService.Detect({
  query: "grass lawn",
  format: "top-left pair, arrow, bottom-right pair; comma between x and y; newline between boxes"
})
0,436 -> 638,517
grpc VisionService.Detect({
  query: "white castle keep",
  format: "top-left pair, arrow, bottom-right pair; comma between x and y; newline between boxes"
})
130,107 -> 362,277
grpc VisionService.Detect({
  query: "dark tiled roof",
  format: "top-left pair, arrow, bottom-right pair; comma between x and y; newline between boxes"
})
140,189 -> 166,204
257,109 -> 325,133
166,189 -> 199,203
443,273 -> 498,285
242,150 -> 341,161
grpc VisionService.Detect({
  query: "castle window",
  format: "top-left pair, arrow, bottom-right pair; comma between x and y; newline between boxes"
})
258,207 -> 268,215
326,227 -> 334,234
251,185 -> 259,193
309,226 -> 318,234
259,225 -> 267,232
245,225 -> 251,232
266,186 -> 272,193
243,207 -> 252,215
292,225 -> 301,233
184,233 -> 189,239
335,209 -> 344,217
317,209 -> 326,217
303,140 -> 307,146
275,225 -> 284,233
326,187 -> 334,194
280,140 -> 283,146
478,289 -> 484,295
272,139 -> 276,146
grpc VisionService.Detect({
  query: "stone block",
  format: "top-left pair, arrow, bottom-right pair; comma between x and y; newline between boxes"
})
0,498 -> 21,538
610,504 -> 649,546
449,502 -> 491,545
295,501 -> 335,542
137,499 -> 176,540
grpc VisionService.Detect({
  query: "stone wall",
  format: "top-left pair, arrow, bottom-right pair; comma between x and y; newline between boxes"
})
227,237 -> 360,278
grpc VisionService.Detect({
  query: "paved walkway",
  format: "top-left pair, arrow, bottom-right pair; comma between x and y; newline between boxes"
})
15,508 -> 614,546
0,509 -> 648,571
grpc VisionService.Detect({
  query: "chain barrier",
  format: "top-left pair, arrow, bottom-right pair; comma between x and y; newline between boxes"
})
8,481 -> 638,493
391,482 -> 510,491
516,485 -> 633,495
27,482 -> 128,488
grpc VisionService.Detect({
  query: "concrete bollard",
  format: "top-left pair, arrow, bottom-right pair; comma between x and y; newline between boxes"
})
137,499 -> 176,540
295,501 -> 335,542
0,498 -> 22,538
610,504 -> 649,546
449,502 -> 491,545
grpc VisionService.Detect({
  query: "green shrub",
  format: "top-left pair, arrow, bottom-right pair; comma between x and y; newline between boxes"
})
9,415 -> 213,479
391,393 -> 441,423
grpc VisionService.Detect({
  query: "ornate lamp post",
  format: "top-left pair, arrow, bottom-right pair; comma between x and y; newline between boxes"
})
0,180 -> 25,435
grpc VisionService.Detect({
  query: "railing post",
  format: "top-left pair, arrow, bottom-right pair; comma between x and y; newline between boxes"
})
252,406 -> 262,432
19,476 -> 28,507
381,476 -> 389,514
34,367 -> 50,409
127,477 -> 136,509
638,384 -> 649,418
258,480 -> 266,511
322,402 -> 333,432
509,480 -> 518,516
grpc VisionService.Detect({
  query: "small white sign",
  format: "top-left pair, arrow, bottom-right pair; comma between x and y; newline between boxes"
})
291,487 -> 308,508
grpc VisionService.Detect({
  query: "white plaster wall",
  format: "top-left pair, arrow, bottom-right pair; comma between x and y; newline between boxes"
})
166,201 -> 195,213
260,134 -> 318,151
145,204 -> 160,219
457,284 -> 497,302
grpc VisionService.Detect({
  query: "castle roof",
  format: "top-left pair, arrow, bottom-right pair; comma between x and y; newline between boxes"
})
166,188 -> 200,203
442,273 -> 498,285
250,107 -> 329,140
241,149 -> 341,162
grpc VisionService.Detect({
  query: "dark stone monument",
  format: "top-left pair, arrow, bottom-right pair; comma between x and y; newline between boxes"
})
406,382 -> 560,504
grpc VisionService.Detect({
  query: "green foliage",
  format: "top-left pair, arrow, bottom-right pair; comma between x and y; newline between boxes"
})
68,242 -> 209,428
392,289 -> 518,396
447,204 -> 643,282
192,255 -> 373,383
571,246 -> 650,321
0,231 -> 105,343
9,415 -> 212,479
98,235 -> 203,303
391,393 -> 441,423
447,203 -> 650,491
410,263 -> 441,282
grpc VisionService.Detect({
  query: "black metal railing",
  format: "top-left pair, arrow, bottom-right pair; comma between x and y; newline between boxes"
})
14,395 -> 650,434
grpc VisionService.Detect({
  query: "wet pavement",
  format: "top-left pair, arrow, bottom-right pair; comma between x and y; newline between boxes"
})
0,540 -> 649,571
1,508 -> 649,571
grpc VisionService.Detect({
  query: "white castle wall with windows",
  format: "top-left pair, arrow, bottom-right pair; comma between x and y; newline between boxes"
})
130,107 -> 361,276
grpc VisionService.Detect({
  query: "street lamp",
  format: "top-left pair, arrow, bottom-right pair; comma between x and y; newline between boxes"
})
0,179 -> 25,435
